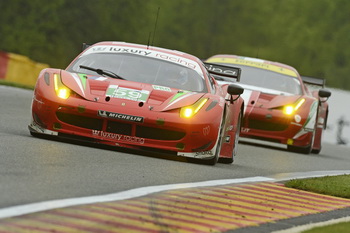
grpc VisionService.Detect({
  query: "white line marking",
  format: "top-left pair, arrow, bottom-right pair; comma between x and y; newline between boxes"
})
271,216 -> 350,233
0,176 -> 273,219
1,170 -> 349,220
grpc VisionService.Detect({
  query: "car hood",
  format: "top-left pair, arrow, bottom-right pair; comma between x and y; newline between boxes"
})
60,70 -> 205,111
239,83 -> 301,109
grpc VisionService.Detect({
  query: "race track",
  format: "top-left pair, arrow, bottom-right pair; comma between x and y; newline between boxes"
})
1,85 -> 350,232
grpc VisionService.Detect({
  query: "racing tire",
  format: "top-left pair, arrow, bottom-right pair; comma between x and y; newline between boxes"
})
287,128 -> 316,154
311,147 -> 321,154
287,144 -> 312,154
203,114 -> 225,165
288,105 -> 319,155
220,111 -> 242,164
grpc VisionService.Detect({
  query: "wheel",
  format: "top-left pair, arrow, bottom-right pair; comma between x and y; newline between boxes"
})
287,128 -> 315,154
287,144 -> 312,154
202,114 -> 225,165
220,111 -> 242,164
288,104 -> 319,155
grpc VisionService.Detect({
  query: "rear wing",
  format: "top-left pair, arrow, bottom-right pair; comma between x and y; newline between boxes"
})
204,62 -> 241,82
301,76 -> 326,89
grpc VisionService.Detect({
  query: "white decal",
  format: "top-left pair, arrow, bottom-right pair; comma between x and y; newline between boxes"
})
203,126 -> 210,136
92,130 -> 145,144
83,45 -> 203,76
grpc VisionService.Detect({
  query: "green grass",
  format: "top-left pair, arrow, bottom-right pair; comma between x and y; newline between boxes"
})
285,175 -> 350,233
303,222 -> 350,233
285,174 -> 350,198
0,80 -> 34,90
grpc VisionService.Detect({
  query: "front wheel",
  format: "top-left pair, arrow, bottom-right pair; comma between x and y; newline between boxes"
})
220,111 -> 242,164
287,130 -> 315,154
287,144 -> 312,154
202,115 -> 225,165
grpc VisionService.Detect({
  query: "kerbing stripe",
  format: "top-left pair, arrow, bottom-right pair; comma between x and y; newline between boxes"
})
0,176 -> 274,219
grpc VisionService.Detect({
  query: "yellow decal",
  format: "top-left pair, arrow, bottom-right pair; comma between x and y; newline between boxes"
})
207,57 -> 298,77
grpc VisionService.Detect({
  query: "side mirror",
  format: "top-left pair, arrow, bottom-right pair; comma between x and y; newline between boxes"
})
227,84 -> 244,95
226,84 -> 244,103
318,89 -> 331,103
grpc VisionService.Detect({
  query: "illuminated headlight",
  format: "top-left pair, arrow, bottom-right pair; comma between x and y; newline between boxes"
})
283,98 -> 305,115
54,74 -> 71,99
180,98 -> 208,118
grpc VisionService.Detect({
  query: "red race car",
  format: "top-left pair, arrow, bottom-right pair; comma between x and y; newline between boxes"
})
206,54 -> 331,154
29,42 -> 244,165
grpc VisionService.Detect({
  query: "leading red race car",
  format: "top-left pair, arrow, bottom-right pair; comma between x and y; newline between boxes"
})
206,54 -> 331,154
29,41 -> 244,165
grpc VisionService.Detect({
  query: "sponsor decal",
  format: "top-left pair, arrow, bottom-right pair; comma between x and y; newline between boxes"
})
203,125 -> 210,136
195,151 -> 213,156
106,85 -> 150,102
83,45 -> 203,76
206,57 -> 298,77
152,85 -> 171,92
226,125 -> 234,131
205,63 -> 239,77
294,114 -> 301,123
98,110 -> 144,123
92,130 -> 145,144
241,127 -> 250,133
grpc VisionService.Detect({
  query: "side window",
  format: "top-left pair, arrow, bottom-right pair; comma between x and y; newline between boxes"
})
207,72 -> 216,94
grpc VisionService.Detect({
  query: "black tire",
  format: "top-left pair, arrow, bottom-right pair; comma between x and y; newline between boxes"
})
220,111 -> 242,164
202,115 -> 225,165
287,144 -> 312,154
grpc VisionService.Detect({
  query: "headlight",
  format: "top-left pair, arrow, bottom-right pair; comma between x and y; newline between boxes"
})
53,74 -> 71,99
283,98 -> 305,115
180,98 -> 208,118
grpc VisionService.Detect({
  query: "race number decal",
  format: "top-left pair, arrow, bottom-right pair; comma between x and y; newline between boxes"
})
106,85 -> 150,102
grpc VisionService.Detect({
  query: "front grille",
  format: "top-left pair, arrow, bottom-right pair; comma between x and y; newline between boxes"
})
248,119 -> 288,131
136,125 -> 185,140
56,112 -> 103,130
106,121 -> 132,135
56,112 -> 185,141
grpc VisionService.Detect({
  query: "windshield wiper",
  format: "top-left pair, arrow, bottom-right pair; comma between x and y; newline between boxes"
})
79,65 -> 125,80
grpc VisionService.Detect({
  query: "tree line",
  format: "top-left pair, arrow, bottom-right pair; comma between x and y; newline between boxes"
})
1,0 -> 349,90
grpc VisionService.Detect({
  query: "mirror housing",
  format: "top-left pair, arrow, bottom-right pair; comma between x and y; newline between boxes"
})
318,89 -> 331,103
227,84 -> 244,96
318,89 -> 331,98
226,84 -> 244,103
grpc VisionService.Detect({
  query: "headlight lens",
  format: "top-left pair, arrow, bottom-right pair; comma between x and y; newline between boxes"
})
283,98 -> 305,115
54,74 -> 71,99
180,98 -> 208,118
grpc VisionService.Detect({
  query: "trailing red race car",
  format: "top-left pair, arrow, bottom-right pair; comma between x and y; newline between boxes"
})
29,41 -> 244,165
206,54 -> 331,154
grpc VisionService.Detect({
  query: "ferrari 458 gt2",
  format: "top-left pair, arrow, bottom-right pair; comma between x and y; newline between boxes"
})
29,41 -> 244,165
206,54 -> 331,154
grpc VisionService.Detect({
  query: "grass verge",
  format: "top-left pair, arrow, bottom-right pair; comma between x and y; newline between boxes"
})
285,174 -> 350,233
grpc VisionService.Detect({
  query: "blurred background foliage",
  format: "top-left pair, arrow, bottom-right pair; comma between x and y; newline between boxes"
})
1,0 -> 349,89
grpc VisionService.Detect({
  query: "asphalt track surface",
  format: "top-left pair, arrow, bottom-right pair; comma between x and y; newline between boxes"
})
1,85 -> 350,232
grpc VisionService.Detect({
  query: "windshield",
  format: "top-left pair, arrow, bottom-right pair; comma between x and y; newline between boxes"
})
215,63 -> 302,95
238,65 -> 302,94
67,53 -> 207,92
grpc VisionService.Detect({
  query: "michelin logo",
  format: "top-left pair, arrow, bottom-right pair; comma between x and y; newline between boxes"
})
98,110 -> 144,123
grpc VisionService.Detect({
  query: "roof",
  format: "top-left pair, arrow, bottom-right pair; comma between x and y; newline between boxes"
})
206,54 -> 299,78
